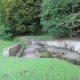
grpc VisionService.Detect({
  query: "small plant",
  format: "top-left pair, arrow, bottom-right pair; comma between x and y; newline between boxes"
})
21,42 -> 26,48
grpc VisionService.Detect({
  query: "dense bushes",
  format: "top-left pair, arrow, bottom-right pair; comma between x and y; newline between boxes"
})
41,0 -> 80,38
0,0 -> 80,39
0,25 -> 12,40
0,0 -> 42,35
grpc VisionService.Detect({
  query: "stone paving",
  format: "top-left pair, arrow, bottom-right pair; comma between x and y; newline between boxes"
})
22,44 -> 80,61
22,45 -> 42,58
21,38 -> 80,65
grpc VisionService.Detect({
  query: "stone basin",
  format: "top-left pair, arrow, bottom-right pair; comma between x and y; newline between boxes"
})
35,49 -> 49,58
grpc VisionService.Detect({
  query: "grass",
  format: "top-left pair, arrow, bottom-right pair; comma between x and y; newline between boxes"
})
0,40 -> 80,80
28,34 -> 53,40
0,57 -> 80,80
13,34 -> 80,41
14,34 -> 53,41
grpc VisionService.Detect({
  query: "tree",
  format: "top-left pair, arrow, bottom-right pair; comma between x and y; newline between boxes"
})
1,0 -> 42,35
40,0 -> 80,38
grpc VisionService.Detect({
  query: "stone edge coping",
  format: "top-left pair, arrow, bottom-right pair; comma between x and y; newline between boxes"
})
34,40 -> 80,54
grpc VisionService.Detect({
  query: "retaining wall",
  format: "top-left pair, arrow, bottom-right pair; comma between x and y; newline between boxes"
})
3,43 -> 22,57
34,40 -> 80,54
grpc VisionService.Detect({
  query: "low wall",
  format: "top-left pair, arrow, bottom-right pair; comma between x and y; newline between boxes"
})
34,40 -> 80,54
3,43 -> 22,57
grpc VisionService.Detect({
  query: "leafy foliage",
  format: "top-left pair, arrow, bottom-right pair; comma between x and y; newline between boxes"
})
0,0 -> 42,34
0,0 -> 80,38
0,25 -> 12,40
41,0 -> 80,38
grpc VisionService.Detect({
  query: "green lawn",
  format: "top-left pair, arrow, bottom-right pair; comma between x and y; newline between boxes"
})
0,40 -> 80,80
28,34 -> 53,40
14,34 -> 53,41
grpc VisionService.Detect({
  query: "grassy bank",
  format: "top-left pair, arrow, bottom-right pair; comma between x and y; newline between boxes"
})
0,40 -> 80,80
0,57 -> 80,80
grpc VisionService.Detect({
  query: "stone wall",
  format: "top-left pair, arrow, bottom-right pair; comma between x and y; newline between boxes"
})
34,40 -> 80,54
3,43 -> 22,57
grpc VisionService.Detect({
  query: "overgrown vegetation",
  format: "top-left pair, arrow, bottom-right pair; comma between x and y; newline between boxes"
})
0,25 -> 12,40
0,0 -> 80,39
0,0 -> 42,35
41,0 -> 80,38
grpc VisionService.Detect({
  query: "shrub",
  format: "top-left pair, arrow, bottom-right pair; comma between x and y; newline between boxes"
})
41,0 -> 80,38
0,25 -> 12,40
1,0 -> 42,34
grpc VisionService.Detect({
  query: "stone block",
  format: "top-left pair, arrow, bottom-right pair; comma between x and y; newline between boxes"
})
36,52 -> 49,58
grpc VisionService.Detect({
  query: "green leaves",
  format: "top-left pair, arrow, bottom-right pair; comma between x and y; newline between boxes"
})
0,25 -> 12,40
41,0 -> 80,38
0,0 -> 80,37
0,0 -> 42,35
